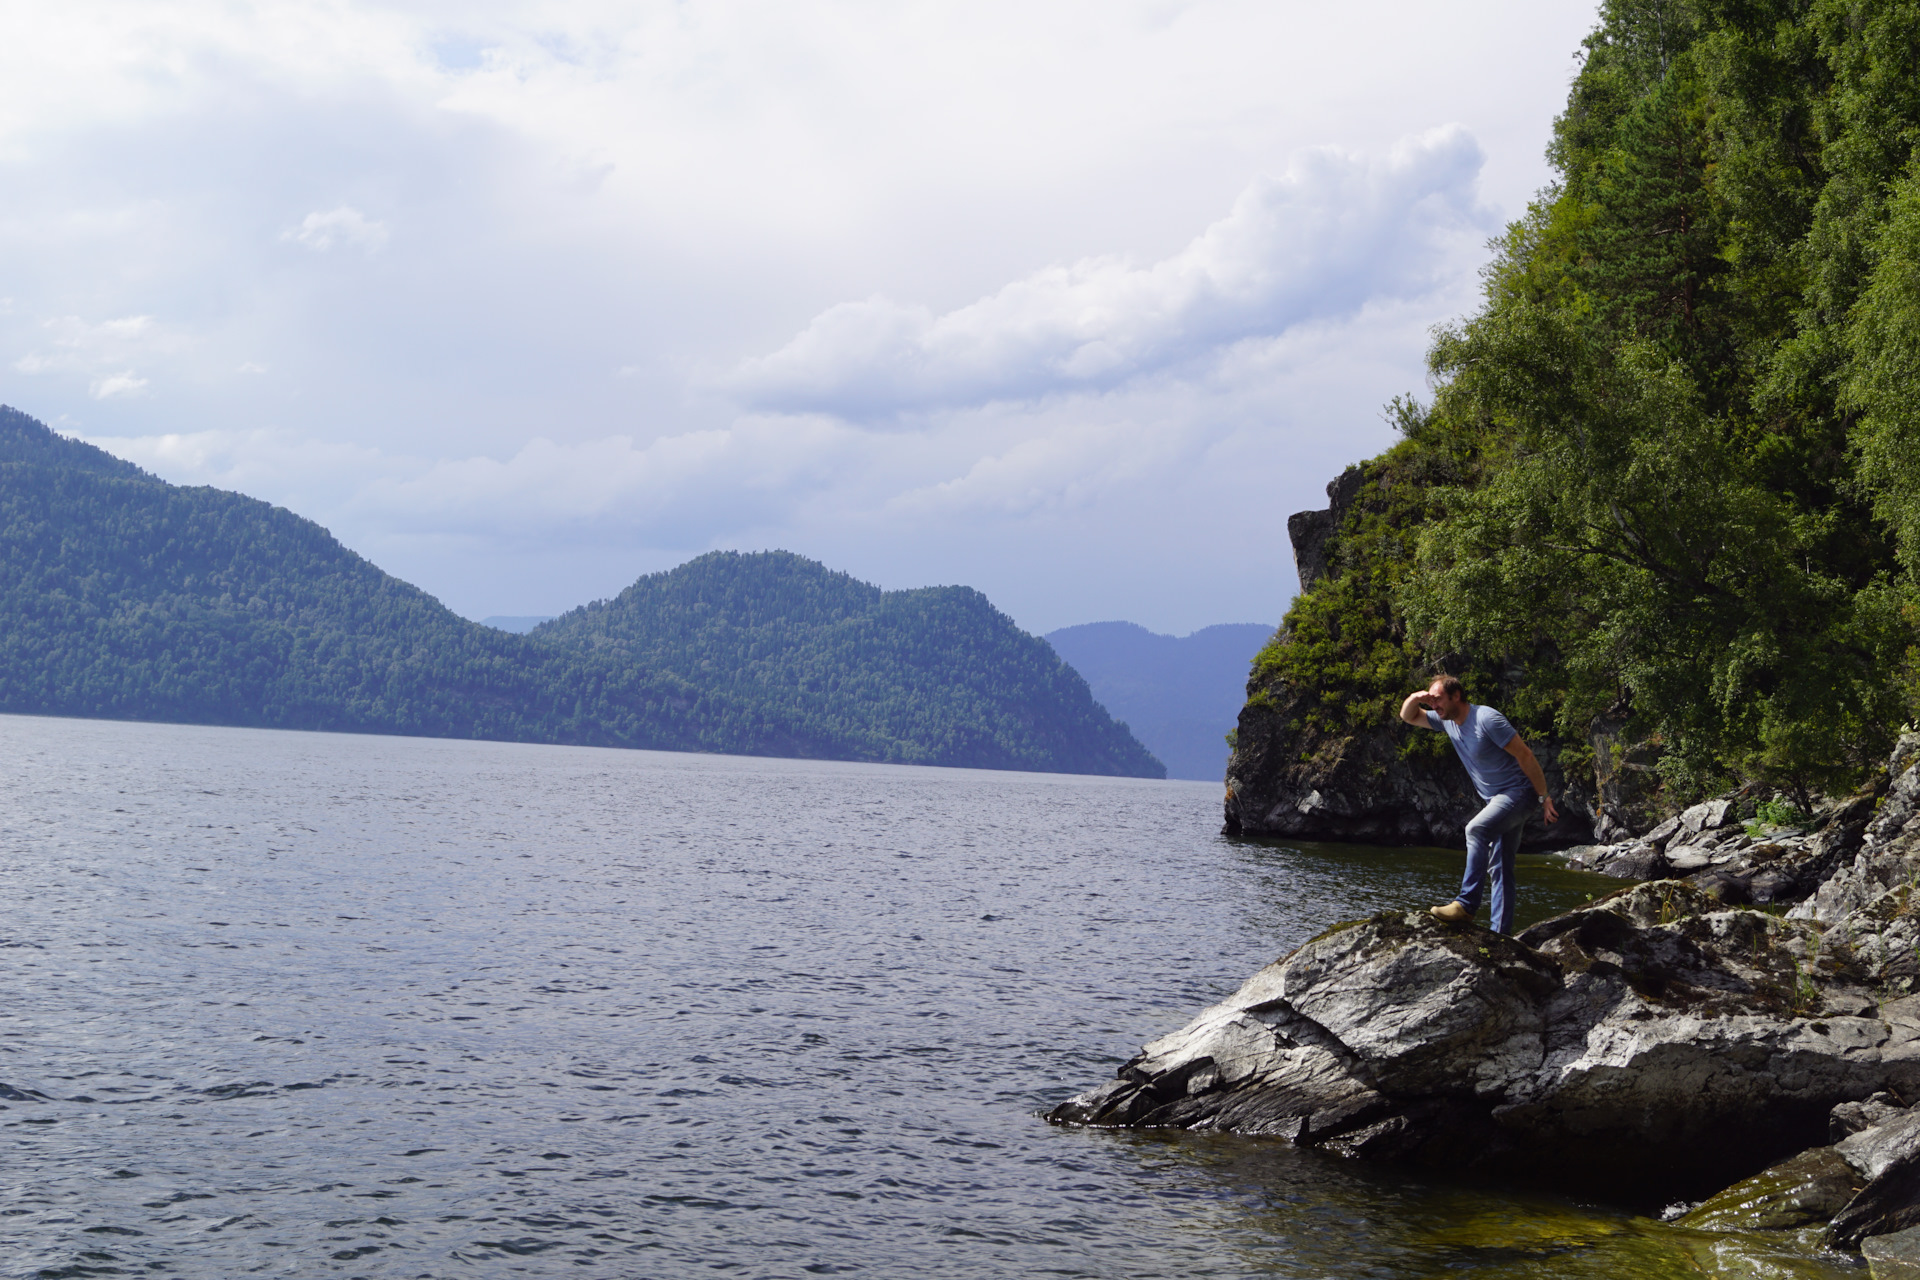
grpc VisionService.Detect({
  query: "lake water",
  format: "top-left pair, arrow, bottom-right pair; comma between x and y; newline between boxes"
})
0,714 -> 1854,1278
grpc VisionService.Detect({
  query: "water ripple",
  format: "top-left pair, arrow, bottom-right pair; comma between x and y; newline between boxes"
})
0,714 -> 1850,1278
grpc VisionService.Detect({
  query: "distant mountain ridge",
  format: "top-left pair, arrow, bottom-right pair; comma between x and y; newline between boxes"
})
540,553 -> 1162,775
1044,621 -> 1273,781
0,406 -> 1161,777
483,615 -> 555,634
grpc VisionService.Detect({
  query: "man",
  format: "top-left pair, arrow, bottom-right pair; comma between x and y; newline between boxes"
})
1398,675 -> 1558,932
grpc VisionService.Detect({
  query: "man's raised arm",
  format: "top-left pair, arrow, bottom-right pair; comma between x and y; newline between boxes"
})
1399,690 -> 1436,727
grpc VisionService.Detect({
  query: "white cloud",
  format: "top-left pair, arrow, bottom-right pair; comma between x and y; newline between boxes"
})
15,314 -> 158,371
727,127 -> 1489,420
12,314 -> 180,397
84,416 -> 860,546
88,370 -> 147,399
284,206 -> 389,254
0,0 -> 1599,631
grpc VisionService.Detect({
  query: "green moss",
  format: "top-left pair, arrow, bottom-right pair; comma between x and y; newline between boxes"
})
1249,439 -> 1562,747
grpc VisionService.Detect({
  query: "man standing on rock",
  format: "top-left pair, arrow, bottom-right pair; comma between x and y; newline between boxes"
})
1398,675 -> 1558,932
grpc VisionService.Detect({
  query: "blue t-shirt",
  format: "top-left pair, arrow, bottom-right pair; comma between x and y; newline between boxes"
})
1426,705 -> 1534,801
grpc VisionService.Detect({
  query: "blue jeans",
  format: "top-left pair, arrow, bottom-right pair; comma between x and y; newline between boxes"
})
1458,792 -> 1531,933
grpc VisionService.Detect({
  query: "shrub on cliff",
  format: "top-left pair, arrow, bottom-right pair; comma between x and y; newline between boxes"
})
1262,0 -> 1920,810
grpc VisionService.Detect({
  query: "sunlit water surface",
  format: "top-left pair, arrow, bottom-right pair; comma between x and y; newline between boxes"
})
0,715 -> 1855,1278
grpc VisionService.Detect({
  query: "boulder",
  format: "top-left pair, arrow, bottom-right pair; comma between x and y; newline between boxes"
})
1864,1226 -> 1920,1278
1561,844 -> 1610,870
1830,1155 -> 1920,1250
1644,814 -> 1684,849
1603,845 -> 1670,879
1826,1092 -> 1920,1250
1667,845 -> 1716,872
1676,1145 -> 1862,1232
1563,841 -> 1669,879
1834,1092 -> 1908,1141
1839,1107 -> 1920,1181
1049,881 -> 1920,1203
1682,798 -> 1736,835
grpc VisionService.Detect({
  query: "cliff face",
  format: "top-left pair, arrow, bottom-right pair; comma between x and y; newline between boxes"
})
1224,674 -> 1599,849
1224,466 -> 1620,849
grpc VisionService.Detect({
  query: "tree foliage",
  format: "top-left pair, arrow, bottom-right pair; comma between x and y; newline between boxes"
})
538,549 -> 1164,775
1266,0 -> 1920,805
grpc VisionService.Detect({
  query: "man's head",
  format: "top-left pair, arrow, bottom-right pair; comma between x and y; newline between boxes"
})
1426,674 -> 1466,717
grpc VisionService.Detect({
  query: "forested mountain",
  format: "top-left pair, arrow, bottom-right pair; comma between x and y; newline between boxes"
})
536,552 -> 1164,776
0,406 -> 1160,776
1233,0 -> 1920,828
1045,621 -> 1272,780
482,615 -> 555,634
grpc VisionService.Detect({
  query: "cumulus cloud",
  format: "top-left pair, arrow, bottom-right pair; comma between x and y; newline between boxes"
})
727,127 -> 1489,420
284,206 -> 389,253
3,0 -> 1596,629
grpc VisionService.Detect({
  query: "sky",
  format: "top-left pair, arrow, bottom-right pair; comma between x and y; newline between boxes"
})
0,0 -> 1599,636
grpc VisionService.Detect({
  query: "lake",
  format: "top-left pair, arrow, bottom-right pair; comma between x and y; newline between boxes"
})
0,714 -> 1852,1277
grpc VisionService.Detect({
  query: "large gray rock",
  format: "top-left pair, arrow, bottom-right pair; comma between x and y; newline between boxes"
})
1049,881 -> 1920,1201
1865,1226 -> 1920,1278
1681,798 -> 1736,835
1834,1092 -> 1909,1141
1840,1107 -> 1920,1182
1824,1079 -> 1920,1249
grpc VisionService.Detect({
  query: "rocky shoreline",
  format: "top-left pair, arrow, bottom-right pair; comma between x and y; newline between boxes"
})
1051,734 -> 1920,1265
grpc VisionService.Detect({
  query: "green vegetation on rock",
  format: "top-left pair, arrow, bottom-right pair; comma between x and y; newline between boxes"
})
0,406 -> 1161,777
1250,0 -> 1920,809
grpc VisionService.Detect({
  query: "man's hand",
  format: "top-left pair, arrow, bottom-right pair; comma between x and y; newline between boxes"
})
1399,689 -> 1438,726
1503,734 -> 1559,823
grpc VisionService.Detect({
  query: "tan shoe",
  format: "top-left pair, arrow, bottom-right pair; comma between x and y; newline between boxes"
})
1429,900 -> 1472,924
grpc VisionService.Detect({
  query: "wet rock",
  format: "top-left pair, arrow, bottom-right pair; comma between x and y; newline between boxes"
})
1677,1146 -> 1862,1232
1049,881 -> 1917,1201
1864,1226 -> 1920,1278
1838,1109 -> 1920,1182
1828,1154 -> 1920,1250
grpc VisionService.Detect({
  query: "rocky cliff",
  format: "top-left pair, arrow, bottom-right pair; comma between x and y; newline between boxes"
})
1055,733 -> 1920,1257
1225,463 -> 1630,850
